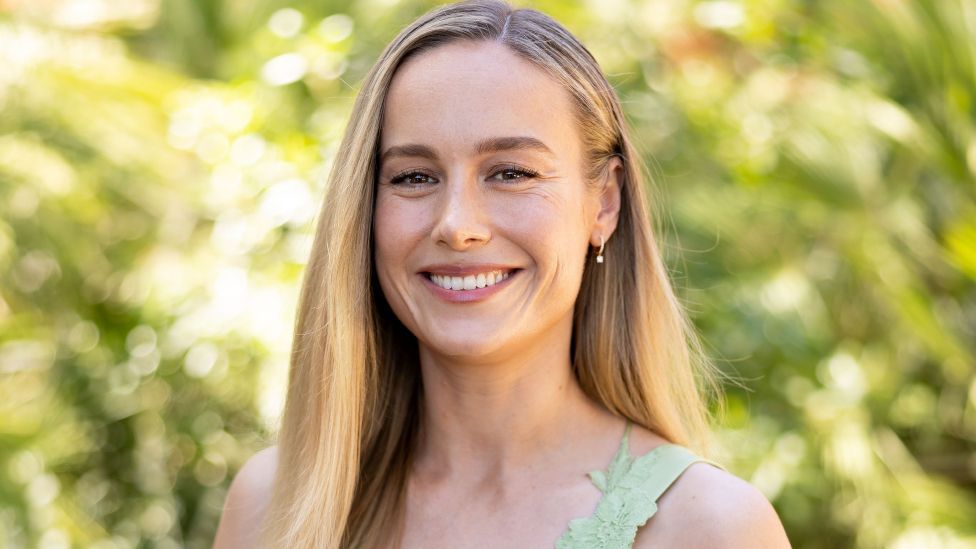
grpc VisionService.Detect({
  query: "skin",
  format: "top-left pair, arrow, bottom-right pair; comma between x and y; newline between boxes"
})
213,40 -> 792,549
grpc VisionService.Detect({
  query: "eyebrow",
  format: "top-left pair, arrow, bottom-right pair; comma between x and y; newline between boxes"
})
379,136 -> 556,164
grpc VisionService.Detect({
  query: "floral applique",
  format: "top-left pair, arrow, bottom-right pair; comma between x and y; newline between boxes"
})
554,422 -> 711,549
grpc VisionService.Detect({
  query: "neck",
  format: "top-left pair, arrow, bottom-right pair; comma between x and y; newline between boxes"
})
411,315 -> 611,484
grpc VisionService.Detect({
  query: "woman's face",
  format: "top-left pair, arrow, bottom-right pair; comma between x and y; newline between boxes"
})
374,40 -> 619,362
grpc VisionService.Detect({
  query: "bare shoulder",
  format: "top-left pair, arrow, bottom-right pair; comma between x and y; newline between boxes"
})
627,427 -> 792,548
213,445 -> 279,549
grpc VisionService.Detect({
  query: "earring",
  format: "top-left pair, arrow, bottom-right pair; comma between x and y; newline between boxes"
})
596,235 -> 605,264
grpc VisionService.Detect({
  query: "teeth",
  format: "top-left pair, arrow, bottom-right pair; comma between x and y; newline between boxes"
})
429,270 -> 512,291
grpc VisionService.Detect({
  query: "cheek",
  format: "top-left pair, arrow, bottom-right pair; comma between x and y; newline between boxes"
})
373,194 -> 422,244
373,194 -> 425,281
491,191 -> 588,265
372,196 -> 427,338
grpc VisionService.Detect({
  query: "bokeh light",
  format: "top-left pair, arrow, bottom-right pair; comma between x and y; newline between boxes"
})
1,0 -> 974,547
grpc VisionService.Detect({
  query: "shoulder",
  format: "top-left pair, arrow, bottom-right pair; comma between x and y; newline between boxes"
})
635,462 -> 792,548
627,428 -> 791,548
213,445 -> 279,549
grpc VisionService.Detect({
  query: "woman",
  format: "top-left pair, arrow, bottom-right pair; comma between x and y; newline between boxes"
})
214,1 -> 792,547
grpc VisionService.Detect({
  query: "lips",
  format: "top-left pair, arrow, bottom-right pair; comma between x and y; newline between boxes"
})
417,265 -> 521,303
427,270 -> 510,291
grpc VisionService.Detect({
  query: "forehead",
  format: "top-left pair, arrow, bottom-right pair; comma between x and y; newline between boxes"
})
380,40 -> 580,158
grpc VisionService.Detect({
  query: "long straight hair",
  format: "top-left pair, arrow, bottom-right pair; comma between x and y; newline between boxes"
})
258,1 -> 726,547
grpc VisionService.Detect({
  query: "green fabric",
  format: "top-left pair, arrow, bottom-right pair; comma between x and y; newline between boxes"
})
554,420 -> 727,548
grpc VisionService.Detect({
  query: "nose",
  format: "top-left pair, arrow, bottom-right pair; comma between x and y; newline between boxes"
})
430,173 -> 491,251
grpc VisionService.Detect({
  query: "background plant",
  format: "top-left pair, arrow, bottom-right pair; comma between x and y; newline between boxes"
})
0,0 -> 973,547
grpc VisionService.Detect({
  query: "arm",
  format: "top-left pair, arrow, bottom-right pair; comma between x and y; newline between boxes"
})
212,445 -> 278,549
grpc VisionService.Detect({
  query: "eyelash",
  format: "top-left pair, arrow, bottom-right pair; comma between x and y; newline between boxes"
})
388,165 -> 540,187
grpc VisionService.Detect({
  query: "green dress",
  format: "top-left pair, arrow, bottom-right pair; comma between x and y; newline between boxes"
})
554,420 -> 727,548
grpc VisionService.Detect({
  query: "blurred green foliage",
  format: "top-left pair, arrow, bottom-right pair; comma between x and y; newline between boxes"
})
1,0 -> 974,547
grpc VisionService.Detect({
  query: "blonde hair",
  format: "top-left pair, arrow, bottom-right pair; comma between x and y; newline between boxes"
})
259,1 -> 726,547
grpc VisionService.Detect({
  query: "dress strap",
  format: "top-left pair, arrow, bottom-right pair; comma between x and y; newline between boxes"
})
620,418 -> 633,451
554,419 -> 726,548
634,444 -> 726,503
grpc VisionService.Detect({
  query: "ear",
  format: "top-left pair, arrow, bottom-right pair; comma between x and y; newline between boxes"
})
590,155 -> 623,247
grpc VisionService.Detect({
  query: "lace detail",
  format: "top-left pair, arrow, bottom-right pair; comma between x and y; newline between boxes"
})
554,420 -> 721,549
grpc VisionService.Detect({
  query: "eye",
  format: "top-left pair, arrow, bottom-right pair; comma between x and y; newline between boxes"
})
389,170 -> 438,187
489,164 -> 540,183
386,165 -> 539,187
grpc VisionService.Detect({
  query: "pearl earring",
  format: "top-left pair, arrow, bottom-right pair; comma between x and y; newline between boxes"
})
596,235 -> 605,264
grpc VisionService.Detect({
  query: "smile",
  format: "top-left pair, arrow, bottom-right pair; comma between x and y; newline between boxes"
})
426,269 -> 512,291
418,268 -> 520,303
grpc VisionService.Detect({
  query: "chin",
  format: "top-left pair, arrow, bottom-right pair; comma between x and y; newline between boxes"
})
419,331 -> 515,363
